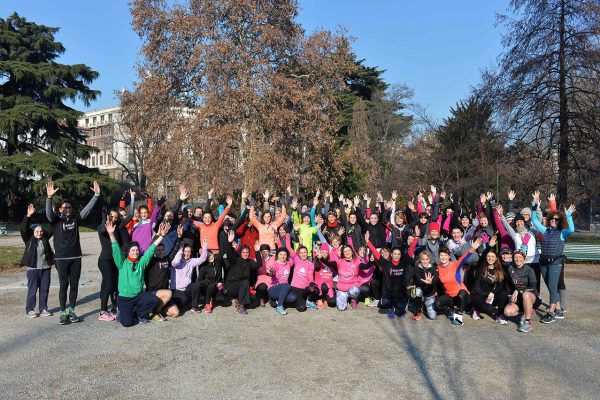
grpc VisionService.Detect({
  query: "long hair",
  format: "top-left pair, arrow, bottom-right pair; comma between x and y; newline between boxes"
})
483,251 -> 504,282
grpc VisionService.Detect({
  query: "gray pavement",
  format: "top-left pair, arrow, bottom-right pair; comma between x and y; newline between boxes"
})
1,232 -> 599,400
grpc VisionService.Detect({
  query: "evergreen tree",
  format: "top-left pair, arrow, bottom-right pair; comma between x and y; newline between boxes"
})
0,13 -> 114,220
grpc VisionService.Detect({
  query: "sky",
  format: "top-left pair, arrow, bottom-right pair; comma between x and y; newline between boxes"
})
1,1 -> 509,121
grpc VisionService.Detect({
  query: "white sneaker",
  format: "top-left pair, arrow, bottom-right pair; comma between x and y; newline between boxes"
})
369,299 -> 380,308
472,311 -> 481,320
40,309 -> 53,317
27,310 -> 38,318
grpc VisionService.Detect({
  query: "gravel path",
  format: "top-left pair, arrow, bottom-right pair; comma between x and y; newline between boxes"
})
1,232 -> 599,400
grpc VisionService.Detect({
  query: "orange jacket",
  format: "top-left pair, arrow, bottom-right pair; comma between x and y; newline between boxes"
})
198,207 -> 230,251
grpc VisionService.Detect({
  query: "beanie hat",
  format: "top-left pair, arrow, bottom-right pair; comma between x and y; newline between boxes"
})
521,207 -> 532,216
429,222 -> 441,232
506,211 -> 516,219
125,241 -> 141,255
499,245 -> 512,255
513,246 -> 527,258
460,213 -> 469,220
276,247 -> 289,258
301,212 -> 311,220
259,244 -> 271,253
513,213 -> 525,222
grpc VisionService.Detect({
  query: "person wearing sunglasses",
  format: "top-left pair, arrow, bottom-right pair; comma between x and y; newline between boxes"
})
530,191 -> 575,324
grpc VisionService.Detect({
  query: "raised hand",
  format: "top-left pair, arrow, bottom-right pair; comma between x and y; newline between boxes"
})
286,184 -> 292,196
158,222 -> 171,236
177,224 -> 183,238
226,195 -> 233,208
254,240 -> 261,252
105,218 -> 116,235
337,226 -> 345,236
421,272 -> 433,285
241,189 -> 248,199
566,204 -> 576,214
532,190 -> 540,204
91,180 -> 101,195
489,235 -> 497,248
313,197 -> 319,207
548,193 -> 556,202
228,229 -> 235,243
179,185 -> 188,201
496,204 -> 504,216
208,188 -> 215,199
486,191 -> 493,201
391,190 -> 398,201
376,191 -> 383,202
291,197 -> 298,209
471,237 -> 483,250
353,196 -> 360,207
508,190 -> 516,201
46,180 -> 59,198
27,204 -> 35,217
440,191 -> 446,199
364,230 -> 370,243
129,188 -> 136,197
480,193 -> 487,204
430,185 -> 437,195
363,193 -> 368,201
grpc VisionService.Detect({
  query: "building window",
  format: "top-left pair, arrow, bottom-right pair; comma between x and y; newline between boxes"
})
85,118 -> 89,126
99,155 -> 104,165
108,114 -> 113,122
108,155 -> 112,165
100,115 -> 105,124
92,157 -> 96,166
92,141 -> 96,147
92,116 -> 97,125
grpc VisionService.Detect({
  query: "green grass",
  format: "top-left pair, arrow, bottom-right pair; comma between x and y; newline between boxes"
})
0,246 -> 22,269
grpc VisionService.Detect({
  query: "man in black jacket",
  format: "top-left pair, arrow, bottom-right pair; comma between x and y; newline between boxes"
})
46,180 -> 100,325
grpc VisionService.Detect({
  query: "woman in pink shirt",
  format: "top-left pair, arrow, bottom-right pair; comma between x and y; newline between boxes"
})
287,236 -> 318,312
254,244 -> 274,307
326,244 -> 371,311
266,247 -> 296,315
314,245 -> 336,308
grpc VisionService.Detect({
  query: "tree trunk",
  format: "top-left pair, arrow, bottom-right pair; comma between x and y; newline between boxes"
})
557,0 -> 569,204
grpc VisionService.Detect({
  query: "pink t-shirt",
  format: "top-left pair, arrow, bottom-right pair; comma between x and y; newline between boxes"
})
268,259 -> 293,288
357,255 -> 373,286
335,256 -> 361,291
290,256 -> 315,289
255,256 -> 273,288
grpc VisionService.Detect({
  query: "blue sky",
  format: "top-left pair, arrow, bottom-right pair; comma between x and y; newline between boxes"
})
1,1 -> 509,121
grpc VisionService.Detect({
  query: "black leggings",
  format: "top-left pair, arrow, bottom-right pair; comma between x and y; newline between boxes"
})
98,258 -> 118,312
255,283 -> 269,303
471,290 -> 508,318
370,277 -> 382,300
291,284 -> 319,312
531,262 -> 542,293
224,280 -> 251,305
318,283 -> 337,307
56,258 -> 82,310
436,290 -> 470,314
172,282 -> 201,310
199,281 -> 218,304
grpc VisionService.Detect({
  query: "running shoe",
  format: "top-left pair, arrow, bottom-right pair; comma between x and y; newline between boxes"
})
364,297 -> 372,307
316,300 -> 325,309
306,300 -> 318,310
204,301 -> 214,313
472,310 -> 482,320
138,317 -> 150,324
388,306 -> 395,319
350,299 -> 358,310
67,311 -> 80,323
411,313 -> 422,321
554,309 -> 565,319
451,313 -> 464,326
237,304 -> 248,315
40,309 -> 52,317
98,312 -> 115,322
27,310 -> 38,318
190,307 -> 202,314
518,319 -> 532,333
275,305 -> 287,315
59,312 -> 70,325
496,315 -> 508,325
540,313 -> 556,324
369,299 -> 380,308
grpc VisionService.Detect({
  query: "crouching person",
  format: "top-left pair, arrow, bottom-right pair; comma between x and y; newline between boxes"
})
106,219 -> 170,327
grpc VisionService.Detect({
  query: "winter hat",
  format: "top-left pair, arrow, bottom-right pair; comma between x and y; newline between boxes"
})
259,244 -> 271,253
182,204 -> 193,214
460,213 -> 470,220
429,222 -> 441,232
513,246 -> 527,258
301,212 -> 311,220
499,245 -> 512,255
513,213 -> 525,222
506,211 -> 516,220
521,207 -> 532,216
320,244 -> 329,251
276,247 -> 289,258
125,241 -> 141,255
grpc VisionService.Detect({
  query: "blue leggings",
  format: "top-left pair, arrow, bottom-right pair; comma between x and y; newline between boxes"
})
268,284 -> 296,307
541,258 -> 562,305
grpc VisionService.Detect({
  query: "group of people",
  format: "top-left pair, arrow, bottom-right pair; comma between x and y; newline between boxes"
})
20,181 -> 576,333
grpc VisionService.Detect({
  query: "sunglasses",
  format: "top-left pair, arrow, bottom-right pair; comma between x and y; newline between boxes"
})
551,217 -> 560,221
